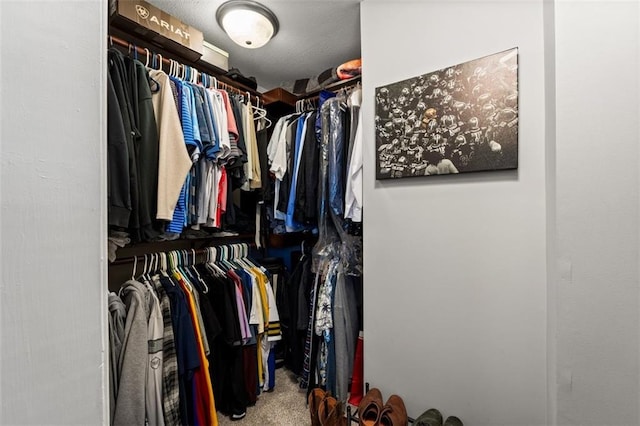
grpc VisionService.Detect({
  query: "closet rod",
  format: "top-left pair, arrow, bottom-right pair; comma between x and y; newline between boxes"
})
109,35 -> 263,103
110,243 -> 256,267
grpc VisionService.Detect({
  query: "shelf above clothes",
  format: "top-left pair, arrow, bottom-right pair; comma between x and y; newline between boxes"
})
262,76 -> 362,108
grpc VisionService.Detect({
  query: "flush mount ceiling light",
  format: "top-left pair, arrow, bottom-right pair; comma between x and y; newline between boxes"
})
216,0 -> 279,49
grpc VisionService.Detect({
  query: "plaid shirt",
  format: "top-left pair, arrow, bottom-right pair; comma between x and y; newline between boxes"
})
153,276 -> 181,426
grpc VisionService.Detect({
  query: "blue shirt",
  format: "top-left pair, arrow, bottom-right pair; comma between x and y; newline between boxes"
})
285,113 -> 310,232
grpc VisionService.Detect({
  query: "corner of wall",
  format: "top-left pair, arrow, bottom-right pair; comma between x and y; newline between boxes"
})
543,1 -> 558,425
99,0 -> 110,423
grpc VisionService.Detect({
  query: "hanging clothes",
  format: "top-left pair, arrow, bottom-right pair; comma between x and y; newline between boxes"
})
114,280 -> 157,426
108,292 -> 127,421
108,49 -> 265,250
148,68 -> 192,222
344,88 -> 363,223
107,73 -> 132,229
150,276 -> 181,426
108,49 -> 141,238
263,84 -> 364,407
109,245 -> 282,425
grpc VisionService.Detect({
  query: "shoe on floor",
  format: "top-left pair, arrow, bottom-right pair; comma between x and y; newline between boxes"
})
444,416 -> 463,426
309,387 -> 327,426
358,388 -> 384,426
318,394 -> 346,426
379,394 -> 408,426
230,411 -> 246,421
414,408 -> 443,426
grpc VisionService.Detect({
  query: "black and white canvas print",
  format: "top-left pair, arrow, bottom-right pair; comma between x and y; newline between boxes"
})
375,48 -> 519,180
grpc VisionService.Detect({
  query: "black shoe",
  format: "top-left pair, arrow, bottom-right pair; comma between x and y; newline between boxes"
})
230,411 -> 246,421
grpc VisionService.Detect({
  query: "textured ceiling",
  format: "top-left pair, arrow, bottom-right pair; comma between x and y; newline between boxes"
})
146,0 -> 362,91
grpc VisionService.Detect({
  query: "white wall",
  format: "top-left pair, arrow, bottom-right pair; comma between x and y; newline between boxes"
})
553,1 -> 640,425
0,1 -> 107,424
361,1 -> 548,424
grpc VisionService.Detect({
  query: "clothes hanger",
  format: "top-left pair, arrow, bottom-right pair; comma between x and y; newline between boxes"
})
140,254 -> 156,291
141,254 -> 148,278
219,245 -> 234,271
131,255 -> 137,280
252,99 -> 272,128
177,250 -> 196,293
206,246 -> 225,276
233,244 -> 253,270
159,252 -> 175,284
234,243 -> 254,270
189,248 -> 209,293
144,48 -> 150,68
252,98 -> 267,118
148,253 -> 155,276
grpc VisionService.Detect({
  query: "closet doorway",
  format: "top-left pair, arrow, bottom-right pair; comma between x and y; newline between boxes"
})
109,0 -> 362,426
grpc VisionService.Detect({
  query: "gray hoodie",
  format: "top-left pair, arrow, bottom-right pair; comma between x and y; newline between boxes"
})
114,280 -> 149,426
108,292 -> 126,422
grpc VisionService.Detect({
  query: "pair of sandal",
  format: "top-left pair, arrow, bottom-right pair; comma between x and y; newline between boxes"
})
358,388 -> 408,426
309,388 -> 347,426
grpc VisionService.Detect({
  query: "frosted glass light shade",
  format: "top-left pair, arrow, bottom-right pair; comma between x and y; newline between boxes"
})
216,1 -> 279,49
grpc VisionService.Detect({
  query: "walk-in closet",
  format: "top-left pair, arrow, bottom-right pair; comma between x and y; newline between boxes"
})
106,1 -> 364,424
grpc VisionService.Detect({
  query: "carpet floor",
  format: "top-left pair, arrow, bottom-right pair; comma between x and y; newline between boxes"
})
217,367 -> 311,425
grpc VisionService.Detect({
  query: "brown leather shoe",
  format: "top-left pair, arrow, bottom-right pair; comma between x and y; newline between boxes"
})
358,388 -> 384,426
309,388 -> 327,426
318,394 -> 346,426
379,394 -> 408,426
